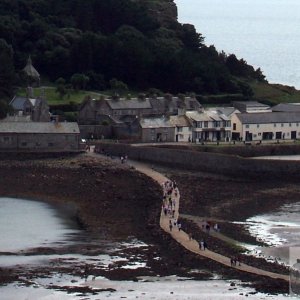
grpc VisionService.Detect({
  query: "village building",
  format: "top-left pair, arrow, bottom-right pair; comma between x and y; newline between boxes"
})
169,114 -> 193,142
78,95 -> 202,140
139,116 -> 174,143
186,110 -> 231,142
0,121 -> 80,152
1,58 -> 82,152
78,95 -> 202,125
231,112 -> 300,141
232,101 -> 271,113
10,94 -> 50,122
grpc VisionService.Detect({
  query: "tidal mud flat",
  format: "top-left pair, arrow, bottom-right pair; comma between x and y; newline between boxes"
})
0,154 -> 296,298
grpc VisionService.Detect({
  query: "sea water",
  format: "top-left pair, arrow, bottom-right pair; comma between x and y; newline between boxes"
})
175,0 -> 300,88
0,197 -> 80,253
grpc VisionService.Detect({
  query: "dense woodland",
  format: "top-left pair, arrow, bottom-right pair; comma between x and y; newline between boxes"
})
0,0 -> 266,101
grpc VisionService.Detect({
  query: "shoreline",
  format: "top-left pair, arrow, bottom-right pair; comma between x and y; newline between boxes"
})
0,154 -> 294,296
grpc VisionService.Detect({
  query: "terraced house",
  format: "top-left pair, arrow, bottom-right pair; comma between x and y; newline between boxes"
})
231,112 -> 300,141
186,110 -> 232,142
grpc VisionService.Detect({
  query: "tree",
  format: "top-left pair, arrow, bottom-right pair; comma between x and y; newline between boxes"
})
0,39 -> 15,99
70,73 -> 89,91
0,99 -> 13,119
109,78 -> 128,95
55,77 -> 68,99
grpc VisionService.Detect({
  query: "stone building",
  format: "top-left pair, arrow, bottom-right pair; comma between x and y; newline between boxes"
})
78,95 -> 201,125
0,121 -> 80,152
10,94 -> 50,122
139,116 -> 175,143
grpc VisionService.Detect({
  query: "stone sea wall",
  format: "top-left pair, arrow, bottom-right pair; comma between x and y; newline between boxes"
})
95,142 -> 300,178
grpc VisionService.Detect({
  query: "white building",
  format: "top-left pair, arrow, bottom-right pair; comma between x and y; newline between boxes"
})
231,112 -> 300,141
232,101 -> 271,113
186,110 -> 231,142
169,115 -> 192,142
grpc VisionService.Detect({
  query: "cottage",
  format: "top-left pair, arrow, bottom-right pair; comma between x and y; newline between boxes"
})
10,95 -> 50,122
169,115 -> 192,142
0,121 -> 80,152
231,112 -> 300,141
139,116 -> 174,143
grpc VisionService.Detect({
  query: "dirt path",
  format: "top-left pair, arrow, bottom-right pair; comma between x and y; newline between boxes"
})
129,160 -> 289,282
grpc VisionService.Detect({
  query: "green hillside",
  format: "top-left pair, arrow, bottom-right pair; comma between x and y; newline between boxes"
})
0,0 -> 265,102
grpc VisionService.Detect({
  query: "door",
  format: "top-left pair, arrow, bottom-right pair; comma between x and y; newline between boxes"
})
291,131 -> 296,139
276,132 -> 282,139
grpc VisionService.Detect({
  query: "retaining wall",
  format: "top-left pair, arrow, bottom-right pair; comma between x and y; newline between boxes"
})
95,142 -> 300,179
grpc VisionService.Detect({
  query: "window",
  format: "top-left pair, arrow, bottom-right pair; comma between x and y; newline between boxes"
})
21,142 -> 27,146
48,142 -> 54,147
257,124 -> 260,128
281,123 -> 284,127
213,121 -> 220,127
150,128 -> 155,133
233,123 -> 236,130
151,135 -> 155,141
177,127 -> 183,132
245,124 -> 249,128
289,123 -> 292,127
204,121 -> 208,128
297,123 -> 299,127
3,137 -> 9,142
258,133 -> 261,136
197,121 -> 202,128
274,123 -> 276,127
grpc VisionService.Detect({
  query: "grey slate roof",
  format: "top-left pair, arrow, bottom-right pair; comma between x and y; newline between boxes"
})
0,122 -> 80,134
236,112 -> 300,124
107,98 -> 152,109
186,111 -> 211,122
272,103 -> 300,112
233,101 -> 270,108
169,115 -> 192,127
208,107 -> 239,117
140,117 -> 173,128
10,96 -> 30,110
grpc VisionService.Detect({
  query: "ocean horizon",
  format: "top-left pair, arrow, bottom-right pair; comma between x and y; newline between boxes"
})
175,0 -> 300,89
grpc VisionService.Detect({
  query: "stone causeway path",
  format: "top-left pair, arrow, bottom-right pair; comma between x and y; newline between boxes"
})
129,160 -> 289,282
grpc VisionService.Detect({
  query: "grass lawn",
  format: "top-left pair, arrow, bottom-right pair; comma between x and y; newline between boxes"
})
16,87 -> 104,105
250,81 -> 300,104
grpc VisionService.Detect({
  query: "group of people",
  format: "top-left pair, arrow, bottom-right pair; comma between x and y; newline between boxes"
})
120,155 -> 128,164
202,221 -> 221,235
162,180 -> 181,232
230,256 -> 241,267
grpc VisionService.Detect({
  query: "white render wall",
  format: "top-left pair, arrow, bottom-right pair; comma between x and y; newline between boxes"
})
242,122 -> 300,141
231,113 -> 300,141
175,126 -> 192,142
